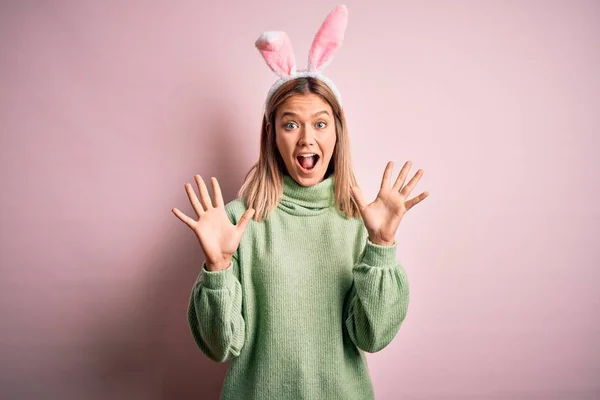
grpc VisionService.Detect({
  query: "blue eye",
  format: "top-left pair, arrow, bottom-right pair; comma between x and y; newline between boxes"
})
315,121 -> 327,129
284,122 -> 298,130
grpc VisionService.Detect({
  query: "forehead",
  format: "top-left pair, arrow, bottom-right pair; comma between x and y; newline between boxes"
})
276,93 -> 332,118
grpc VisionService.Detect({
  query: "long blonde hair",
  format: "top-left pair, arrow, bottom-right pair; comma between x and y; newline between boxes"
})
239,77 -> 361,222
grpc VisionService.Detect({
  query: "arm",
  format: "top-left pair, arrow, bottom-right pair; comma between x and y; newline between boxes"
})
344,239 -> 409,353
346,160 -> 427,352
187,253 -> 245,363
172,175 -> 254,363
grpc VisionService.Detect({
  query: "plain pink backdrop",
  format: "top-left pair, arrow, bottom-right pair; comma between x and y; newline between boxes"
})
1,0 -> 599,399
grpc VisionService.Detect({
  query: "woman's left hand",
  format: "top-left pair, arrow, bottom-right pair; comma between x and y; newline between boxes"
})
351,161 -> 429,246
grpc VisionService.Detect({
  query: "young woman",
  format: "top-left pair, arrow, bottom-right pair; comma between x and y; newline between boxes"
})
172,6 -> 429,399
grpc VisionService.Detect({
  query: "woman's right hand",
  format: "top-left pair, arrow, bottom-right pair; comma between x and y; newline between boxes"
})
172,175 -> 255,272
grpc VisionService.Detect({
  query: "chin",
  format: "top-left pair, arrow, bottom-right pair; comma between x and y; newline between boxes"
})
293,174 -> 325,187
291,162 -> 331,184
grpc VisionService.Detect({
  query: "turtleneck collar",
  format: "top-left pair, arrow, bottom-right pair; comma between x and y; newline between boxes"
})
278,174 -> 335,216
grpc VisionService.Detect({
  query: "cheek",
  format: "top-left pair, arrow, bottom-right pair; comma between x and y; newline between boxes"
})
274,130 -> 284,150
324,132 -> 337,155
275,132 -> 293,157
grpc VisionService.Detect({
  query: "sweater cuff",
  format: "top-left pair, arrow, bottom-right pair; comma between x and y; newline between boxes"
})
199,261 -> 234,289
362,239 -> 398,267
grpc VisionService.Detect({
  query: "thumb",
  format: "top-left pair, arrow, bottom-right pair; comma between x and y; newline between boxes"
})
351,185 -> 367,212
236,207 -> 255,234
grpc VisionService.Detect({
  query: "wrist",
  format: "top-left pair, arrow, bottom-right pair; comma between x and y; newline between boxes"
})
368,236 -> 395,246
205,259 -> 232,272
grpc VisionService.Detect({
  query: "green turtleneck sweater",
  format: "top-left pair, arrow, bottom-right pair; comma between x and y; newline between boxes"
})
187,174 -> 410,399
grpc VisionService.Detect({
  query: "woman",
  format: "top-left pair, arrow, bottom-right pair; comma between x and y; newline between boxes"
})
172,5 -> 429,399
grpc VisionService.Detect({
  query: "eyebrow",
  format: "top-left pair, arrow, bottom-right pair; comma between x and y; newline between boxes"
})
280,110 -> 331,119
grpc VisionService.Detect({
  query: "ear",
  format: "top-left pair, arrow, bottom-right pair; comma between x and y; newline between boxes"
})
308,5 -> 348,73
255,31 -> 297,78
266,117 -> 275,137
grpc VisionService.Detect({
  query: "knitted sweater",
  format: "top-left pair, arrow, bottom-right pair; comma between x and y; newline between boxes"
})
187,174 -> 410,400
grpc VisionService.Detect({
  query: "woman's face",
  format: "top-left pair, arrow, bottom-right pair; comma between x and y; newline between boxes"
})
274,93 -> 337,187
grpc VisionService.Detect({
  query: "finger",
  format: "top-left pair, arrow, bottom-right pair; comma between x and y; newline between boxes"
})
400,169 -> 424,197
171,207 -> 196,229
381,161 -> 394,189
236,207 -> 256,234
405,191 -> 429,211
211,177 -> 224,208
351,185 -> 367,212
185,183 -> 204,216
392,160 -> 412,191
195,175 -> 214,210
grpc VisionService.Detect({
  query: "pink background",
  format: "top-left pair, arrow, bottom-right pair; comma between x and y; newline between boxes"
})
1,0 -> 599,399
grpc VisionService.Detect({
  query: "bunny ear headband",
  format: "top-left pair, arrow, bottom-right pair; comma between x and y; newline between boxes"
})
255,4 -> 348,109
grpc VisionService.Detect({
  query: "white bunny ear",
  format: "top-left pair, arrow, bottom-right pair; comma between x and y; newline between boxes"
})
255,31 -> 297,78
307,5 -> 348,73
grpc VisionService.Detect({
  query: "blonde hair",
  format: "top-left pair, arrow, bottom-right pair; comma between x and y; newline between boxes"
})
239,77 -> 361,222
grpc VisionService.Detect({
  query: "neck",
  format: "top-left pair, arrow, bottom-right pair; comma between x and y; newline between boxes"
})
278,174 -> 335,216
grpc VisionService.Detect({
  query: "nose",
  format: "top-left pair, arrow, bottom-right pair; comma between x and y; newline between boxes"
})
298,125 -> 316,147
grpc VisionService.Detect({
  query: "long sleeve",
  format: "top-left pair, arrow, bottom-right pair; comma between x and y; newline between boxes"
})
187,252 -> 246,363
344,239 -> 410,353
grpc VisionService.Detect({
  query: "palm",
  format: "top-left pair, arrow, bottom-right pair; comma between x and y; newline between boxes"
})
351,161 -> 429,245
359,190 -> 405,243
193,207 -> 235,259
172,175 -> 255,268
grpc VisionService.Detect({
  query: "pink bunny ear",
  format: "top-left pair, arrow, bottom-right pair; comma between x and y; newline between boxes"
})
255,31 -> 297,78
308,5 -> 348,73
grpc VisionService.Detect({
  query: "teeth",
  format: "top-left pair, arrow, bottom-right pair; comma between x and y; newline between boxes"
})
298,154 -> 317,158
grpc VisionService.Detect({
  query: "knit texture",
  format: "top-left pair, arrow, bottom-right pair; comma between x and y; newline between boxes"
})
187,174 -> 410,400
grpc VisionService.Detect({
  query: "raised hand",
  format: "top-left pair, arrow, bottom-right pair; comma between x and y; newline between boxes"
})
351,161 -> 429,246
172,175 -> 255,271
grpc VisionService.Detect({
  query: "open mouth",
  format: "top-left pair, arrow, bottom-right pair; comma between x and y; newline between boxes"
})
296,153 -> 320,174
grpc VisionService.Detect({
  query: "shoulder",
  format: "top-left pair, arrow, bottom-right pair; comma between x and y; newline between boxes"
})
335,208 -> 366,230
224,197 -> 249,224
